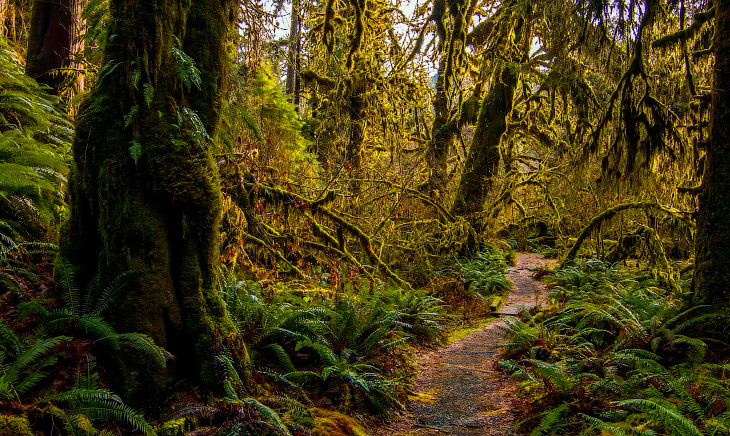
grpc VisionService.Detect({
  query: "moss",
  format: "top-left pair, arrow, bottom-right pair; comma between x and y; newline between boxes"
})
309,408 -> 370,436
158,417 -> 186,436
0,414 -> 33,436
62,0 -> 243,394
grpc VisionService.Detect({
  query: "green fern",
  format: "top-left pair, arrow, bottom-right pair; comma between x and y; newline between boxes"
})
0,332 -> 70,400
171,38 -> 202,90
0,36 -> 71,230
44,388 -> 157,435
529,402 -> 571,436
616,398 -> 702,436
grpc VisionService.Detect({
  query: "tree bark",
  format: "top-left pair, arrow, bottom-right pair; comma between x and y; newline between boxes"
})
0,0 -> 7,37
423,55 -> 457,193
451,64 -> 516,216
285,0 -> 300,107
346,76 -> 366,191
693,0 -> 730,306
60,0 -> 242,390
25,0 -> 74,93
0,0 -> 16,41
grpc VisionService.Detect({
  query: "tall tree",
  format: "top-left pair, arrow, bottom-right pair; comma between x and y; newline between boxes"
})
693,0 -> 730,305
421,0 -> 475,194
60,0 -> 243,388
285,0 -> 301,107
25,0 -> 78,93
451,5 -> 529,217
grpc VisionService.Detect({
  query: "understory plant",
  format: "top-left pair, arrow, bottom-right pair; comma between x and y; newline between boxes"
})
217,265 -> 448,419
0,36 -> 71,234
0,264 -> 164,435
499,257 -> 730,436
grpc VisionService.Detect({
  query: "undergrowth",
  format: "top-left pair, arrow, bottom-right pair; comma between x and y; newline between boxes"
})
499,257 -> 730,436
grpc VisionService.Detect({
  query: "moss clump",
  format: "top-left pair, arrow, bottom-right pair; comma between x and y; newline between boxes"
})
309,408 -> 369,436
0,414 -> 33,436
158,417 -> 188,436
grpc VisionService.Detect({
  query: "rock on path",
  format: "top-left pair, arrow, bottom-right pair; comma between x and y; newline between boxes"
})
371,253 -> 551,436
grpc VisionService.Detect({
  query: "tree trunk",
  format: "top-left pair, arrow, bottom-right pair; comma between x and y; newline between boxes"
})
693,0 -> 730,306
60,0 -> 242,390
0,0 -> 16,41
421,0 -> 471,194
423,55 -> 457,193
25,0 -> 74,93
451,65 -> 516,216
346,77 -> 366,191
285,0 -> 300,107
0,0 -> 7,37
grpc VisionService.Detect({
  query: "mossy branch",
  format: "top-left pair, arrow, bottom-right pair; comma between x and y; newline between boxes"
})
246,234 -> 306,278
245,183 -> 414,290
300,70 -> 337,89
562,202 -> 688,265
652,8 -> 715,49
317,208 -> 414,291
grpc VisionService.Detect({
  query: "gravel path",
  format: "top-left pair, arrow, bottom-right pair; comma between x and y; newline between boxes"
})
370,253 -> 551,436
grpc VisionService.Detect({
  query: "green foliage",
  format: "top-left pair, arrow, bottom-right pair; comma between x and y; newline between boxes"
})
218,267 -> 438,415
220,64 -> 318,177
0,220 -> 56,296
455,248 -> 513,297
43,388 -> 157,435
499,259 -> 730,435
171,37 -> 202,91
34,262 -> 171,366
0,328 -> 69,401
0,37 -> 71,231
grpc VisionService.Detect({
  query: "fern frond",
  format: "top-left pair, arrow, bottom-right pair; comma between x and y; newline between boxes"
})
616,398 -> 702,436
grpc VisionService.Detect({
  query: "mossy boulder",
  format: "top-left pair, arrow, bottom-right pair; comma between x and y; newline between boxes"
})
0,414 -> 33,436
309,408 -> 369,436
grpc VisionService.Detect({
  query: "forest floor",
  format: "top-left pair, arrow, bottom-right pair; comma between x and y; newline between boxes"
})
371,253 -> 551,436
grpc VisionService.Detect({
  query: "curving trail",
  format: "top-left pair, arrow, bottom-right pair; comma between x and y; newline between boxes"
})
371,253 -> 551,436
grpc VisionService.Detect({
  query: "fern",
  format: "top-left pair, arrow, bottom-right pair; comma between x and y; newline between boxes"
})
170,38 -> 202,90
529,402 -> 571,436
142,82 -> 154,107
616,398 -> 702,436
0,36 -> 71,230
44,388 -> 157,435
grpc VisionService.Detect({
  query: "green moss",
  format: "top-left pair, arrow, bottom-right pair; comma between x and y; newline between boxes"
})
446,318 -> 492,343
158,417 -> 187,436
0,414 -> 33,436
309,408 -> 370,436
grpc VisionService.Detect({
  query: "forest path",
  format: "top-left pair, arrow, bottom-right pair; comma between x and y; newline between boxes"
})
371,253 -> 551,436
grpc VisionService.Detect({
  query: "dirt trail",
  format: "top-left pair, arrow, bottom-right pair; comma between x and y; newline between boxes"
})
371,253 -> 551,436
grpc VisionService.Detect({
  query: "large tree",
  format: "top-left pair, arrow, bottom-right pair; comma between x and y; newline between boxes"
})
693,0 -> 730,305
25,0 -> 84,94
60,0 -> 243,388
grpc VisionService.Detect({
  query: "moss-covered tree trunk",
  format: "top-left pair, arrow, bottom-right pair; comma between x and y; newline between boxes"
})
422,0 -> 470,194
0,0 -> 17,41
0,0 -> 7,37
450,65 -> 516,216
346,77 -> 366,191
423,56 -> 457,193
693,0 -> 730,306
60,0 -> 241,389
